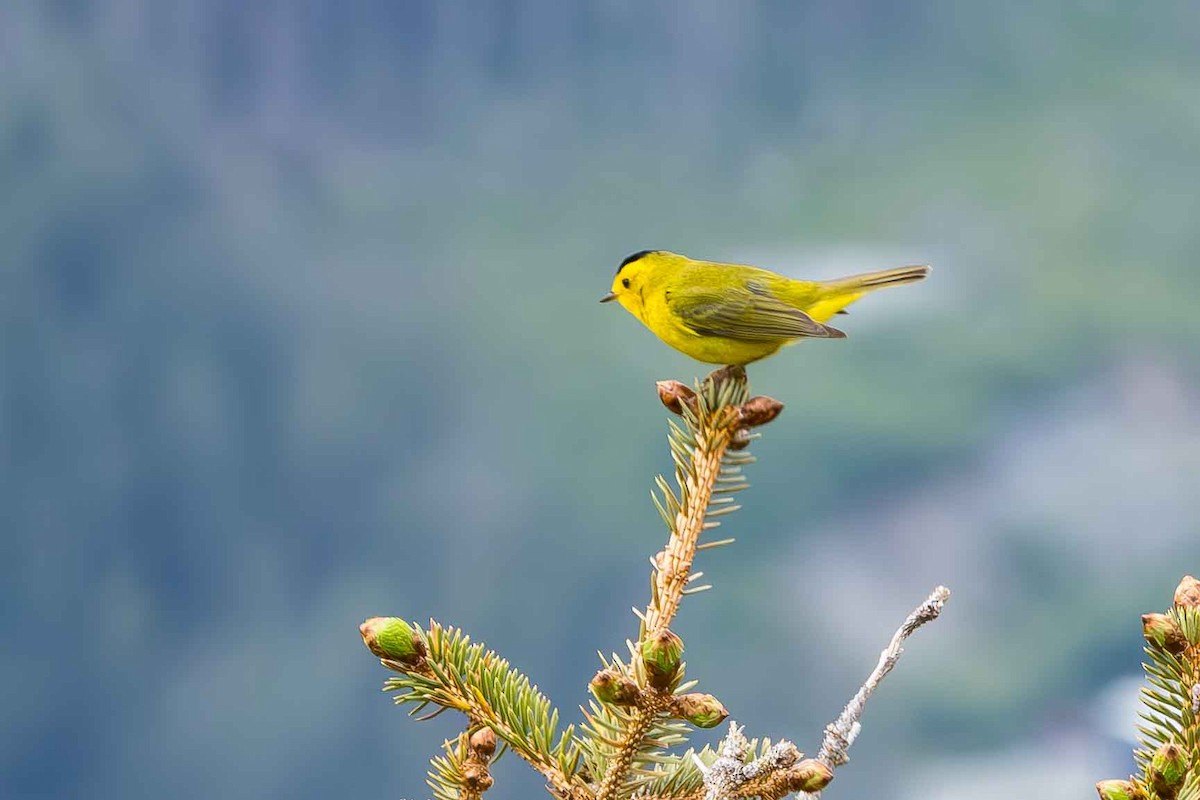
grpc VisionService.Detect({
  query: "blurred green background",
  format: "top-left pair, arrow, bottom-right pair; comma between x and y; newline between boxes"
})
4,2 -> 1199,798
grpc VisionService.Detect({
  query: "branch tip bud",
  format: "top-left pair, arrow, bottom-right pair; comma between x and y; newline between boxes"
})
738,395 -> 785,427
641,629 -> 685,689
359,617 -> 426,666
656,380 -> 697,415
786,759 -> 834,793
1174,575 -> 1200,608
667,692 -> 728,728
1142,613 -> 1187,655
704,365 -> 747,390
1150,743 -> 1187,795
1095,779 -> 1143,800
590,668 -> 640,706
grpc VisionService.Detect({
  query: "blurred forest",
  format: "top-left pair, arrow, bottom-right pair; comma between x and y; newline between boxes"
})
3,2 -> 1200,799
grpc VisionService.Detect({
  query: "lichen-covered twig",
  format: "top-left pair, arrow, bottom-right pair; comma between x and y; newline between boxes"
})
694,722 -> 831,800
692,586 -> 948,800
798,585 -> 950,798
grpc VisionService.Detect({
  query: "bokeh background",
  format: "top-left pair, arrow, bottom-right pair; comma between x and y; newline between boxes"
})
4,2 -> 1200,798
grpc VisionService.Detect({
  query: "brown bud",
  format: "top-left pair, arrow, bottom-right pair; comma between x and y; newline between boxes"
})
1150,743 -> 1187,796
738,396 -> 785,427
667,692 -> 728,728
642,629 -> 685,689
784,759 -> 834,793
469,727 -> 497,759
656,380 -> 697,415
1095,779 -> 1143,800
359,617 -> 426,666
1174,575 -> 1200,608
590,669 -> 640,706
1143,613 -> 1188,655
704,364 -> 747,391
461,761 -> 494,792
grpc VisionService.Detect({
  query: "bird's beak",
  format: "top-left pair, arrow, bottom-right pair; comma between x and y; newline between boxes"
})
599,292 -> 618,303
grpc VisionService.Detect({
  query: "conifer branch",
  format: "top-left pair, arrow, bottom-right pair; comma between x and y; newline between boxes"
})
595,702 -> 666,799
620,735 -> 791,800
360,617 -> 588,798
359,365 -> 950,800
642,367 -> 762,638
595,367 -> 775,800
1098,576 -> 1200,800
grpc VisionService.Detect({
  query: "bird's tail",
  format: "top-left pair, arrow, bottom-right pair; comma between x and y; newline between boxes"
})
825,264 -> 931,292
805,265 -> 930,321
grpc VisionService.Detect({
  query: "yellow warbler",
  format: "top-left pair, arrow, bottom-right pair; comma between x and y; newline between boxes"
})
600,250 -> 929,365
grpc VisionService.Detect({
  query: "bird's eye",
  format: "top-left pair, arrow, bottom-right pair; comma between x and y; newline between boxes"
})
622,278 -> 631,288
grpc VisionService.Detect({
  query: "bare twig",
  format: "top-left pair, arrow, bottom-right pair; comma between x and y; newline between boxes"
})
798,585 -> 951,798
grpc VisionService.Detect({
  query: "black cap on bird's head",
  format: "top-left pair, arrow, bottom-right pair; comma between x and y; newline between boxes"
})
616,250 -> 656,275
601,250 -> 658,302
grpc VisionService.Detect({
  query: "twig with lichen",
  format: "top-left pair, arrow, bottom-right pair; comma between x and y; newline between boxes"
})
694,722 -> 833,800
793,585 -> 950,799
1095,575 -> 1200,800
685,585 -> 947,800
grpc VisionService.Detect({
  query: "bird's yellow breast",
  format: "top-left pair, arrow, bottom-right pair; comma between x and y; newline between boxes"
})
637,284 -> 788,365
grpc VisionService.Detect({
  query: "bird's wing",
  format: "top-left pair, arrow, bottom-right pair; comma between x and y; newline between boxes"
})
668,280 -> 846,341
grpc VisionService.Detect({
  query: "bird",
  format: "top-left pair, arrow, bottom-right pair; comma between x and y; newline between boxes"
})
600,250 -> 930,365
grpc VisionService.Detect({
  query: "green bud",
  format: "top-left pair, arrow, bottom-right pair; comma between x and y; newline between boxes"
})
590,669 -> 640,706
785,759 -> 834,793
359,617 -> 426,666
667,692 -> 728,728
1095,779 -> 1142,800
641,629 -> 685,689
1150,743 -> 1187,795
1142,613 -> 1188,655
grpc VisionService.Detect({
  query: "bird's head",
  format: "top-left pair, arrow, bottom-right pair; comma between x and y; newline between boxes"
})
600,249 -> 663,318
